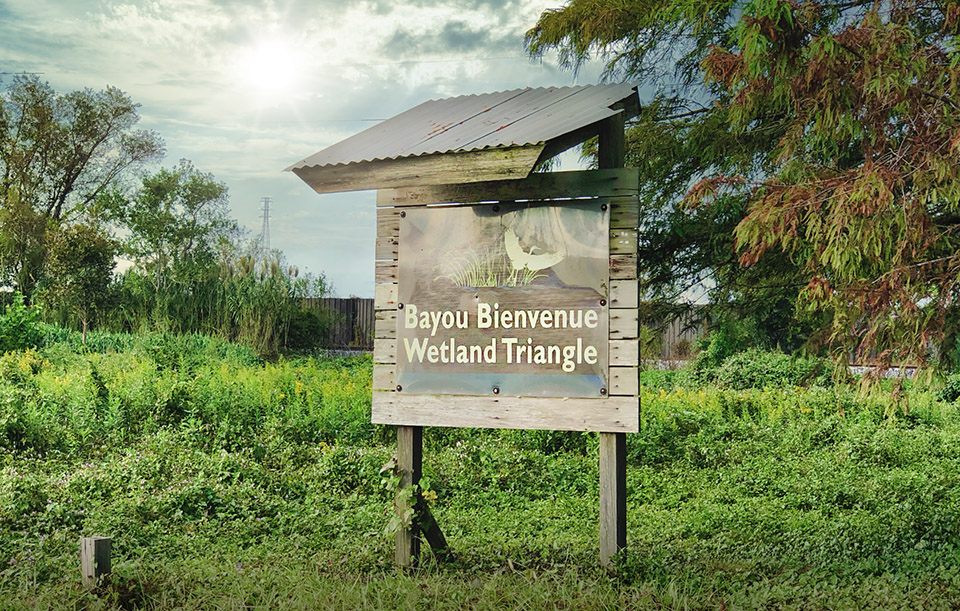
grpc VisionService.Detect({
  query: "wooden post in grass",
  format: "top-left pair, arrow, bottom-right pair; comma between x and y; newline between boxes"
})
396,425 -> 423,566
81,536 -> 111,588
598,107 -> 629,566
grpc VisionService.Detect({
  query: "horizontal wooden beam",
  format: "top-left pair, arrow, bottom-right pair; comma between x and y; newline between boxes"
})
609,310 -> 639,339
609,254 -> 637,280
375,284 -> 398,311
295,145 -> 545,194
375,311 -> 397,339
609,340 -> 639,366
377,209 -> 400,237
376,261 -> 398,283
609,367 -> 638,396
373,393 -> 639,433
374,339 -> 397,363
609,280 -> 638,309
373,364 -> 396,390
377,168 -> 639,207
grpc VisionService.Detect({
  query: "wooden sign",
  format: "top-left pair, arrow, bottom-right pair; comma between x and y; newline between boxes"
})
371,171 -> 640,433
396,202 -> 609,398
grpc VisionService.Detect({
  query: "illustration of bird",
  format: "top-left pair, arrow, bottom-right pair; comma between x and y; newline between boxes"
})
504,227 -> 565,281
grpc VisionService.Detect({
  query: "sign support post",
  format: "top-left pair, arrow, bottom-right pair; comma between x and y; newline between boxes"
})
598,108 -> 628,566
396,424 -> 423,567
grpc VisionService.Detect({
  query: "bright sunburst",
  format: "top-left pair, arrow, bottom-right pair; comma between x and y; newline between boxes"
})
234,38 -> 303,104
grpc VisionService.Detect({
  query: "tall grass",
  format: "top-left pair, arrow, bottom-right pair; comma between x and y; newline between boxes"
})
2,336 -> 960,608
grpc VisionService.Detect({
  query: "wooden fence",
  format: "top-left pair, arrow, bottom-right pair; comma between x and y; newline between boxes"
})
655,308 -> 709,359
304,297 -> 375,349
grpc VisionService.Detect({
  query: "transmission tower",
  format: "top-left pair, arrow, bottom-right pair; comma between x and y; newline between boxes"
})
259,197 -> 272,254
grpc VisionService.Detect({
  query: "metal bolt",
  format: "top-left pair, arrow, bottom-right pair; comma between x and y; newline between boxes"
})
600,299 -> 607,306
492,386 -> 500,395
601,204 -> 608,211
600,387 -> 607,396
400,210 -> 406,217
397,302 -> 404,310
396,385 -> 402,392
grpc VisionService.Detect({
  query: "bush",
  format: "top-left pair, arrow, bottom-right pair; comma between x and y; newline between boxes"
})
710,349 -> 833,389
0,293 -> 44,353
939,374 -> 960,403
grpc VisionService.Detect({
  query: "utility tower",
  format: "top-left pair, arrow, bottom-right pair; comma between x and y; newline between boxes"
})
259,197 -> 272,254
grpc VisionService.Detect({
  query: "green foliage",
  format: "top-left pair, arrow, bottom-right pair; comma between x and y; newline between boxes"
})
0,293 -> 43,353
0,76 -> 162,295
938,374 -> 960,403
37,223 -> 116,340
4,333 -> 960,607
528,1 -> 960,366
713,348 -> 833,389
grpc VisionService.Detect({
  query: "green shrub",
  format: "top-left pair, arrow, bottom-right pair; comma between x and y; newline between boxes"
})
712,349 -> 833,389
0,293 -> 44,353
939,374 -> 960,403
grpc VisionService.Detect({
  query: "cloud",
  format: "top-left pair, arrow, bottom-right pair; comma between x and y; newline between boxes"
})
0,0 -> 609,297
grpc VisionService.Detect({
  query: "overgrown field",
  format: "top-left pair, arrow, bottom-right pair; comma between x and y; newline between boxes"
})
2,333 -> 960,609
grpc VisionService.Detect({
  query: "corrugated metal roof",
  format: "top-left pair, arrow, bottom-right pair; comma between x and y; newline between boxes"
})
287,83 -> 638,171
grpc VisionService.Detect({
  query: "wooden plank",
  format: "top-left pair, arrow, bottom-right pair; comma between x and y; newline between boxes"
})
609,339 -> 639,366
598,111 -> 626,171
599,110 -> 628,568
610,280 -> 639,309
376,236 -> 399,261
81,537 -> 111,588
417,503 -> 451,561
609,367 -> 639,396
377,168 -> 639,207
609,309 -> 639,339
372,394 -> 639,433
374,339 -> 397,364
377,208 -> 400,237
395,425 -> 423,567
373,365 -> 396,390
609,254 -> 637,280
375,311 -> 397,339
376,261 -> 398,283
296,145 -> 545,195
610,229 -> 638,255
599,431 -> 627,565
374,284 -> 398,310
610,196 -> 639,229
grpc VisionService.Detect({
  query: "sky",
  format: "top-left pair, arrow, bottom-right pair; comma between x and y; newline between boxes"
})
0,0 -> 608,297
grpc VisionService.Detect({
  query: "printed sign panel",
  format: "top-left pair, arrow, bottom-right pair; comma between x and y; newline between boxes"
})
397,202 -> 609,398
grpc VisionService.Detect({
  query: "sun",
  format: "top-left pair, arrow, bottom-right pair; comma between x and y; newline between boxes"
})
234,38 -> 303,103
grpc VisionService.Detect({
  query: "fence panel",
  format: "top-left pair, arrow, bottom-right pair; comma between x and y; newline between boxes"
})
304,297 -> 375,350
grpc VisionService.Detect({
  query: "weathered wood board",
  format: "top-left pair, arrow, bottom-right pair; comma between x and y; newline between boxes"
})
372,169 -> 640,433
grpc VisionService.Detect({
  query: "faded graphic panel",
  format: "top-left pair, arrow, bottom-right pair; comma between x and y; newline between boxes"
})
397,201 -> 609,398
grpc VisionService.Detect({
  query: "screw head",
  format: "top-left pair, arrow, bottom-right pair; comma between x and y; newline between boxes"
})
492,386 -> 500,395
600,387 -> 607,396
400,210 -> 406,217
397,302 -> 404,310
601,203 -> 608,211
600,299 -> 607,307
492,205 -> 500,213
396,385 -> 402,392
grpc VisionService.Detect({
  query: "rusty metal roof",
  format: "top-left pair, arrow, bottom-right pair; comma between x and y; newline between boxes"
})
286,83 -> 638,171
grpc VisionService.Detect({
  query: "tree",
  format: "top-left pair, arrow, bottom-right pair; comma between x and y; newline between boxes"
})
528,1 -> 960,369
0,76 -> 163,295
117,160 -> 236,294
40,224 -> 116,343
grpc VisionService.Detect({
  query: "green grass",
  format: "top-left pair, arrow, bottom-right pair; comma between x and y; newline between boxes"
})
1,337 -> 960,608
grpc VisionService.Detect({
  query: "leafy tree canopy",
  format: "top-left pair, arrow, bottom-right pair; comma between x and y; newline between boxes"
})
110,159 -> 237,291
528,0 -> 960,368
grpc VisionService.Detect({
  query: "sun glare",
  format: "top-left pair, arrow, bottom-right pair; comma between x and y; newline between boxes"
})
235,39 -> 302,103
